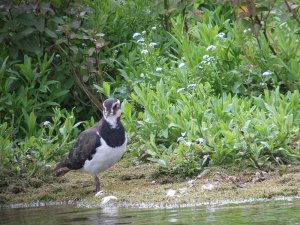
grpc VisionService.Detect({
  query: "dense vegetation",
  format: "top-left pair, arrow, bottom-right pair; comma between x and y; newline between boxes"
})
0,0 -> 299,178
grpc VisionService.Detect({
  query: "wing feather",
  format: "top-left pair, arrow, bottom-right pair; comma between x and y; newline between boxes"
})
60,122 -> 102,170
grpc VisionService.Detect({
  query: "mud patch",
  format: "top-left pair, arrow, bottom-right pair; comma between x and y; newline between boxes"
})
1,161 -> 300,208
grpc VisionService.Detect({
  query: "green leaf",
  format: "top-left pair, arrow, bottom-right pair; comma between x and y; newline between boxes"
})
94,82 -> 110,97
122,99 -> 132,119
56,38 -> 68,45
20,28 -> 35,37
159,128 -> 169,138
28,111 -> 37,136
103,82 -> 110,97
34,18 -> 45,32
45,28 -> 57,38
88,47 -> 95,56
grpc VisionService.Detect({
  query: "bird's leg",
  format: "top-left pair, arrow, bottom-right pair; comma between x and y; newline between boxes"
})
95,176 -> 101,193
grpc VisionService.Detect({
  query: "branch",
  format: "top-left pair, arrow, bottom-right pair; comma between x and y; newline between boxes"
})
73,68 -> 103,112
284,0 -> 300,26
163,0 -> 170,32
255,15 -> 277,55
65,36 -> 104,114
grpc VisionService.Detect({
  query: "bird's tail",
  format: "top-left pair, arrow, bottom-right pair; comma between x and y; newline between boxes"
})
53,162 -> 70,177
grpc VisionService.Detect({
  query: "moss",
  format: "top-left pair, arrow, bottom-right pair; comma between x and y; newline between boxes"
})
1,161 -> 300,207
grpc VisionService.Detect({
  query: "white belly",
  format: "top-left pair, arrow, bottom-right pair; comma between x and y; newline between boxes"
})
81,137 -> 127,176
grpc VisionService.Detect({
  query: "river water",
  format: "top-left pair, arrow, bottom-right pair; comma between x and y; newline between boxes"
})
1,198 -> 300,224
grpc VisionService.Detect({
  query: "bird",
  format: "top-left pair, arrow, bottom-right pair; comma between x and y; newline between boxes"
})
54,98 -> 127,193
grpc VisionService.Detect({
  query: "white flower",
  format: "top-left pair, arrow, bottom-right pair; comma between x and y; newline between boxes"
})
177,136 -> 184,142
140,73 -> 145,78
55,54 -> 60,58
166,189 -> 176,197
149,42 -> 157,47
176,87 -> 185,93
142,30 -> 146,35
183,140 -> 192,147
201,55 -> 215,65
151,26 -> 157,30
156,67 -> 162,72
203,55 -> 210,60
208,56 -> 215,61
132,32 -> 141,38
137,37 -> 145,43
43,121 -> 51,126
141,49 -> 149,54
178,62 -> 185,68
206,45 -> 216,51
196,137 -> 205,144
243,28 -> 251,33
262,71 -> 272,76
187,83 -> 196,88
217,32 -> 225,38
198,65 -> 203,69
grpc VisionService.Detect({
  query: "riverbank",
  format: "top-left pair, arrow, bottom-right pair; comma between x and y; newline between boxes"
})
1,161 -> 300,208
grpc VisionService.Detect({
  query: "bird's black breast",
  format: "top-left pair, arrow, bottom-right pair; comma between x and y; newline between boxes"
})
100,119 -> 126,147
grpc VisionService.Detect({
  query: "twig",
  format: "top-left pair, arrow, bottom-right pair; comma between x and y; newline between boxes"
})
181,1 -> 188,33
163,0 -> 170,32
254,15 -> 277,55
284,0 -> 300,26
65,35 -> 104,113
73,68 -> 103,112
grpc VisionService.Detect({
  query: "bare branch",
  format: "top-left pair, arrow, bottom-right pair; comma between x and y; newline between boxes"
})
284,0 -> 300,26
73,68 -> 103,113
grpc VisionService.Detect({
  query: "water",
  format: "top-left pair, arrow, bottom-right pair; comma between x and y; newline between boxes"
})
1,199 -> 300,225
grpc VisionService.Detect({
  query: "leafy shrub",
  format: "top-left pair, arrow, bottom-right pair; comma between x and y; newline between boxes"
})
0,55 -> 69,138
124,79 -> 300,174
1,107 -> 81,176
119,2 -> 300,175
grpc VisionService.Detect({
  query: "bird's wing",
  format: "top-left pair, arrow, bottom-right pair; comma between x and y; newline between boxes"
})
61,124 -> 102,170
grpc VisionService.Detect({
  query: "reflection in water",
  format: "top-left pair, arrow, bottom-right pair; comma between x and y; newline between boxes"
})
204,206 -> 216,223
1,199 -> 300,225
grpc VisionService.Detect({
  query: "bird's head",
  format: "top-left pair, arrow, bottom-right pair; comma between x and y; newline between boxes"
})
103,98 -> 122,126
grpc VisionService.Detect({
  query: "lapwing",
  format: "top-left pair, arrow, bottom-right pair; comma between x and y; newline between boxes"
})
54,98 -> 127,193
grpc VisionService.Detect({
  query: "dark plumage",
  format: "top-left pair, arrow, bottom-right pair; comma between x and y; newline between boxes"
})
54,98 -> 127,193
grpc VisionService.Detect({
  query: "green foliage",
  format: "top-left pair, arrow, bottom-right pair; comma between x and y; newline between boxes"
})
1,108 -> 81,176
1,0 -> 300,178
0,54 -> 69,137
0,1 -> 59,58
124,80 -> 300,174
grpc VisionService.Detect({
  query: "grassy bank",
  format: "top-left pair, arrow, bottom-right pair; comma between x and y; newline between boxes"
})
1,160 -> 300,207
